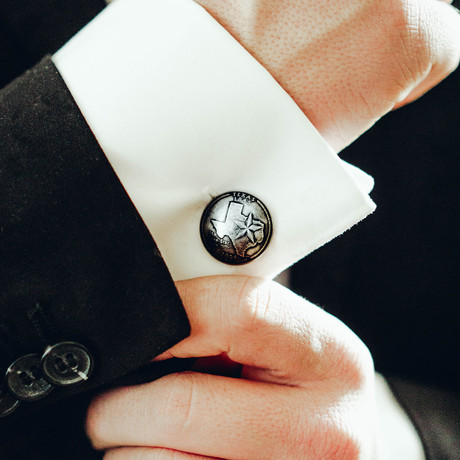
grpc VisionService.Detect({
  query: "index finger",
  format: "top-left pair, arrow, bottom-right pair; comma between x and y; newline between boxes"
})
156,276 -> 372,385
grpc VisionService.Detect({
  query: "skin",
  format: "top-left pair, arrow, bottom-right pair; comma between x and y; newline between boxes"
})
194,0 -> 460,152
86,1 -> 460,458
88,276 -> 378,459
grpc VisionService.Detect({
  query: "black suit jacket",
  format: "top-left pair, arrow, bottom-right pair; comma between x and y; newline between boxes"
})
0,0 -> 458,458
0,1 -> 192,458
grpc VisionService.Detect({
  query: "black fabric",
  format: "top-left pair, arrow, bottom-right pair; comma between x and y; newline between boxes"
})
387,378 -> 460,460
0,57 -> 191,456
1,358 -> 196,459
0,0 -> 105,88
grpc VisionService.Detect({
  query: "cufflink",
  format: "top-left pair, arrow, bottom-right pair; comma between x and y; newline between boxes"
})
41,341 -> 93,387
200,192 -> 272,265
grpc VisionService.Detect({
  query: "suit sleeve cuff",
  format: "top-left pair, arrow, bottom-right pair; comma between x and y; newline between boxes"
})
0,57 -> 189,420
53,0 -> 376,281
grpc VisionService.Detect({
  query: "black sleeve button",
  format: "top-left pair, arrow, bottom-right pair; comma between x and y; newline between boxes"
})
5,354 -> 53,401
41,342 -> 93,387
0,385 -> 20,417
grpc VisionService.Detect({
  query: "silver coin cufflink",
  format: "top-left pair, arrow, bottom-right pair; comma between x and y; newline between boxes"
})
200,191 -> 272,265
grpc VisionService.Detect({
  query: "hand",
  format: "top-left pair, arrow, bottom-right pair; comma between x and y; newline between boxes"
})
194,0 -> 460,151
86,276 -> 378,459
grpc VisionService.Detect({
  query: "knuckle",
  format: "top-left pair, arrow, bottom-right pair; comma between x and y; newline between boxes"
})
333,334 -> 375,388
321,414 -> 365,460
159,372 -> 199,433
249,395 -> 307,458
283,410 -> 315,459
233,277 -> 276,333
389,0 -> 432,69
328,433 -> 362,460
371,0 -> 434,91
295,410 -> 365,460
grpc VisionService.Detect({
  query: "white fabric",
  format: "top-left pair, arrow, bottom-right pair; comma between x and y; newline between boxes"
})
53,0 -> 375,282
52,0 -> 426,456
375,374 -> 426,460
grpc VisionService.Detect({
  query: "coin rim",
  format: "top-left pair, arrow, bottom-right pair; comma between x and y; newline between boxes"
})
200,191 -> 272,265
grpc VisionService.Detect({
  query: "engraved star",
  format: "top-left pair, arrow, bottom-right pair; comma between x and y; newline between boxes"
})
234,213 -> 263,243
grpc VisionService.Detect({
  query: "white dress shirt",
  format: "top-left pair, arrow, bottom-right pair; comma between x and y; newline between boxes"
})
52,0 -> 424,458
53,0 -> 375,282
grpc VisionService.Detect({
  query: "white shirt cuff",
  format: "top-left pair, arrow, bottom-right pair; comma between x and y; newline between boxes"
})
375,374 -> 426,460
53,0 -> 376,281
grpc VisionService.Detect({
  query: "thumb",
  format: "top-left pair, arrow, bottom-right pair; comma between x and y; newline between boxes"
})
154,276 -> 368,385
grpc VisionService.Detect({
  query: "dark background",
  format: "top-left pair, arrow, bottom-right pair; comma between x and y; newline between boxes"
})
292,64 -> 459,392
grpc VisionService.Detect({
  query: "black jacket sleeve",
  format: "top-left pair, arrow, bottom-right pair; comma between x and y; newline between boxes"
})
0,56 -> 190,458
387,377 -> 460,459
